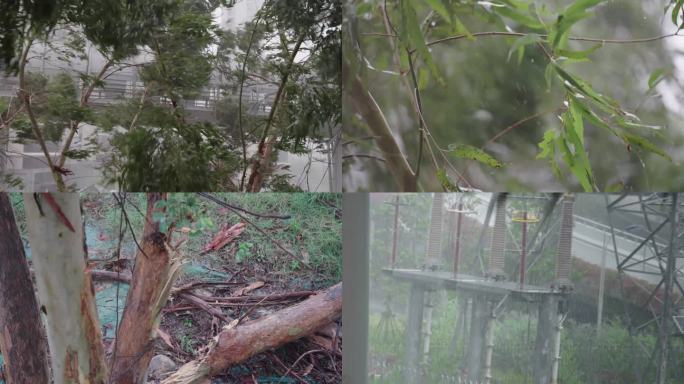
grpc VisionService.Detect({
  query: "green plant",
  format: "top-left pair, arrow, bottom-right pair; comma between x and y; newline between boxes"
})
235,242 -> 254,263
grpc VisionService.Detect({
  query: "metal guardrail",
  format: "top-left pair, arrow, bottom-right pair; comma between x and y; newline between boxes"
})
573,214 -> 667,248
0,67 -> 274,116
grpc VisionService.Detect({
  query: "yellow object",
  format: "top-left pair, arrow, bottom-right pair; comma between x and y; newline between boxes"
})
511,210 -> 540,223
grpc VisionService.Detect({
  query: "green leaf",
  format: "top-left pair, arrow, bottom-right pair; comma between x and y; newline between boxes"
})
453,16 -> 473,40
494,4 -> 545,30
565,101 -> 595,190
424,0 -> 451,23
554,64 -> 617,114
672,0 -> 683,26
507,34 -> 542,63
647,68 -> 666,91
537,129 -> 556,160
448,144 -> 503,168
436,169 -> 460,192
556,43 -> 603,60
399,0 -> 444,85
550,0 -> 604,50
622,133 -> 672,161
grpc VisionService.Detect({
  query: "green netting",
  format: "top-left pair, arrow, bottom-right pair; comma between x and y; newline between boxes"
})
96,283 -> 129,339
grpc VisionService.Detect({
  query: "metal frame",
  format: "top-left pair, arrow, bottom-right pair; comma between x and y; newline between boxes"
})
605,193 -> 684,384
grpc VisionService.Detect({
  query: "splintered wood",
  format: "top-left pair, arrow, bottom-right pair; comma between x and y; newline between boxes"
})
201,222 -> 246,254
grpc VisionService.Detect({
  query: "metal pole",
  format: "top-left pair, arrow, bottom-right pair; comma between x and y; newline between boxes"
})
520,211 -> 528,289
422,290 -> 434,368
390,195 -> 400,267
656,193 -> 678,384
551,312 -> 564,384
453,200 -> 464,277
597,233 -> 607,336
483,302 -> 495,384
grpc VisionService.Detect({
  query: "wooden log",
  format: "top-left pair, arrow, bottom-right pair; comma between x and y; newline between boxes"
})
162,283 -> 342,384
0,194 -> 50,384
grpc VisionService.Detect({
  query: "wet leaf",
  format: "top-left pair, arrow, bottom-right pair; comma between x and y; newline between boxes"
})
448,144 -> 503,168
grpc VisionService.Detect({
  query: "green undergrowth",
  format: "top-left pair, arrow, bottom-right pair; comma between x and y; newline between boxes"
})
368,296 -> 683,383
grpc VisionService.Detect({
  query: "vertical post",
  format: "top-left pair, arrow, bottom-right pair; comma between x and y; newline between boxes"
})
467,296 -> 488,383
405,283 -> 425,384
596,233 -> 607,336
551,312 -> 564,384
483,302 -> 496,384
342,193 -> 369,384
391,195 -> 400,267
520,211 -> 528,289
656,193 -> 678,384
453,200 -> 464,277
422,291 -> 434,368
533,295 -> 560,384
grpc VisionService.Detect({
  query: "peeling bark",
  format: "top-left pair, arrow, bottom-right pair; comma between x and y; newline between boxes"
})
109,193 -> 183,384
23,193 -> 108,384
163,283 -> 342,384
0,193 -> 50,384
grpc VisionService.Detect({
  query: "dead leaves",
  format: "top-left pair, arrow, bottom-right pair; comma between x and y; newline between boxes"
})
233,281 -> 265,296
201,222 -> 246,254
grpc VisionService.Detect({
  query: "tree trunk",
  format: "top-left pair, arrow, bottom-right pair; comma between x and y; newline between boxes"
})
0,193 -> 50,384
162,283 -> 342,384
23,193 -> 108,384
246,34 -> 306,192
109,193 -> 183,384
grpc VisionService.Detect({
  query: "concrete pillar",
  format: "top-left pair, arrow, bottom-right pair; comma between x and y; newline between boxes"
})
405,282 -> 425,383
467,296 -> 489,383
533,295 -> 561,384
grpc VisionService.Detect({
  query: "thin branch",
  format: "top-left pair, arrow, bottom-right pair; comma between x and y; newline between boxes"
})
361,31 -> 683,50
483,107 -> 562,147
197,192 -> 291,219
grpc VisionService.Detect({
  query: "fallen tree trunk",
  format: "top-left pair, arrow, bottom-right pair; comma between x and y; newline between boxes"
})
0,194 -> 50,384
23,193 -> 108,384
162,283 -> 342,384
109,193 -> 184,384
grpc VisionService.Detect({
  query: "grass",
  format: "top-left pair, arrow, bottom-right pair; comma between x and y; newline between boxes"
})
83,192 -> 341,283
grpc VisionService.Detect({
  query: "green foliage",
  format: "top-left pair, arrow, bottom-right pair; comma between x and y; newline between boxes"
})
140,0 -> 217,102
448,144 -> 503,168
152,194 -> 215,235
235,241 -> 254,263
107,121 -> 239,192
350,0 -> 678,191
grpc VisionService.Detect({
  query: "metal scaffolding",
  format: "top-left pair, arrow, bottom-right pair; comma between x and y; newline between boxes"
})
605,193 -> 684,384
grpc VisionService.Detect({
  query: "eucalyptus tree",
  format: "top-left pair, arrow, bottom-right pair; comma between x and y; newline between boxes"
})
0,193 -> 50,384
239,0 -> 341,192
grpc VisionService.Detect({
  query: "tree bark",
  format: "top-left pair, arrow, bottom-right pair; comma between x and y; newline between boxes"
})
23,192 -> 108,383
109,193 -> 183,384
342,57 -> 416,191
0,193 -> 50,384
162,283 -> 342,384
